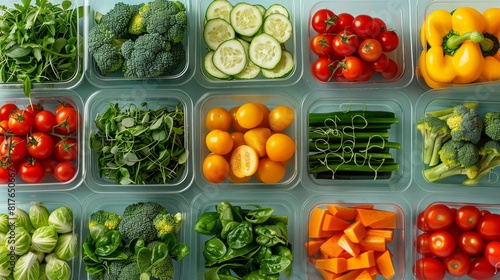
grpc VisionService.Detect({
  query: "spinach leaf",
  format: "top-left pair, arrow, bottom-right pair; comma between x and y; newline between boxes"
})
194,212 -> 222,235
260,255 -> 292,275
227,221 -> 253,249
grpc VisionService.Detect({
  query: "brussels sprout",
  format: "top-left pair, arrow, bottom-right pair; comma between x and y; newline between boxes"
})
31,226 -> 58,253
14,208 -> 34,233
0,214 -> 8,234
44,253 -> 57,264
45,258 -> 70,280
0,233 -> 5,245
14,252 -> 39,280
31,250 -> 45,264
54,232 -> 78,261
0,246 -> 13,277
38,264 -> 47,280
29,203 -> 50,229
5,227 -> 31,255
48,207 -> 73,234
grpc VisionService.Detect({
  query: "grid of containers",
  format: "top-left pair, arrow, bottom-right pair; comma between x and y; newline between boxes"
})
0,0 -> 499,279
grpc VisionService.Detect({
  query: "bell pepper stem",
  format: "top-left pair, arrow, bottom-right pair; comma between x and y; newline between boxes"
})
480,33 -> 500,57
446,31 -> 484,50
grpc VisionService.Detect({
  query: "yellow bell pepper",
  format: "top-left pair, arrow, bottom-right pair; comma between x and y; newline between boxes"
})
479,8 -> 500,82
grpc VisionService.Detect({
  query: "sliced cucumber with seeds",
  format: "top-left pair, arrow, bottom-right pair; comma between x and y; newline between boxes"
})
204,18 -> 235,50
254,4 -> 266,16
230,3 -> 263,37
212,39 -> 247,76
262,50 -> 294,79
263,4 -> 289,18
234,39 -> 260,79
204,51 -> 231,79
205,0 -> 233,22
262,13 -> 292,44
249,33 -> 282,70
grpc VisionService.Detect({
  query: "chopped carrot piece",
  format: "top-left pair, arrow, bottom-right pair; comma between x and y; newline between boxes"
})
344,220 -> 366,243
320,232 -> 345,257
365,229 -> 394,243
334,269 -> 364,280
346,250 -> 375,270
338,233 -> 360,257
359,235 -> 386,252
305,238 -> 327,256
317,267 -> 339,280
327,204 -> 358,220
366,265 -> 379,276
356,208 -> 396,228
309,208 -> 332,238
376,250 -> 395,280
323,213 -> 352,231
355,269 -> 376,280
315,257 -> 348,274
369,214 -> 397,229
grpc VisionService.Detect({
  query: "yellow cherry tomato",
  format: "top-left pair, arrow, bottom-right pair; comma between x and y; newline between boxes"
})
230,145 -> 259,178
256,157 -> 286,183
203,154 -> 229,183
206,129 -> 233,155
268,105 -> 294,132
266,133 -> 295,162
206,107 -> 232,131
236,103 -> 263,129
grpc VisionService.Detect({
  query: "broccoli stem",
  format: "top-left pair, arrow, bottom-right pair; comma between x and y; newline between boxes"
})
423,133 -> 451,167
425,102 -> 479,120
422,162 -> 467,182
462,158 -> 500,186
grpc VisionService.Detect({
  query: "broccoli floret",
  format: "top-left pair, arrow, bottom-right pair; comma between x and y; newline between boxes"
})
89,272 -> 104,280
88,24 -> 126,75
117,202 -> 167,243
484,112 -> 500,141
463,140 -> 500,185
121,33 -> 185,78
426,102 -> 479,119
98,2 -> 136,38
417,115 -> 451,166
117,263 -> 141,280
128,3 -> 149,35
150,255 -> 174,280
142,0 -> 187,43
445,105 -> 483,144
423,139 -> 480,182
153,212 -> 182,237
89,210 -> 122,230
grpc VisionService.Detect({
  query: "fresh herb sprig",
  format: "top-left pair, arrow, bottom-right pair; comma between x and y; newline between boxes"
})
0,0 -> 82,96
89,102 -> 187,185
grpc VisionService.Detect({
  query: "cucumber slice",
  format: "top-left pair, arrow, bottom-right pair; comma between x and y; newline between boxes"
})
262,50 -> 294,79
254,4 -> 266,16
263,4 -> 289,18
248,33 -> 282,70
230,3 -> 263,37
204,51 -> 231,79
204,18 -> 235,50
262,13 -> 292,44
205,0 -> 233,22
212,39 -> 247,76
234,39 -> 260,79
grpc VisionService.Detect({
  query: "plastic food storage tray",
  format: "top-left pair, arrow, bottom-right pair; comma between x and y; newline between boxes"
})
3,0 -> 500,279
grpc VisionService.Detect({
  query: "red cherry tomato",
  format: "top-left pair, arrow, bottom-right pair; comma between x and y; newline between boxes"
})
380,58 -> 399,79
8,109 -> 35,135
459,231 -> 484,256
0,136 -> 27,163
372,17 -> 387,37
356,60 -> 375,81
332,30 -> 359,57
467,258 -> 496,280
340,56 -> 364,81
0,120 -> 9,134
424,204 -> 454,231
0,104 -> 18,121
310,33 -> 335,56
55,107 -> 79,134
416,232 -> 433,256
25,103 -> 44,116
311,56 -> 335,82
0,166 -> 15,184
429,230 -> 456,258
19,160 -> 44,183
35,110 -> 57,133
378,30 -> 399,52
477,213 -> 500,241
27,132 -> 55,160
455,205 -> 481,231
352,14 -> 375,38
480,209 -> 491,217
311,9 -> 337,33
358,38 -> 383,62
332,13 -> 354,34
53,139 -> 78,162
53,161 -> 77,182
418,211 -> 432,232
443,250 -> 470,277
55,102 -> 74,114
40,156 -> 59,174
485,241 -> 500,268
413,257 -> 446,280
371,53 -> 390,72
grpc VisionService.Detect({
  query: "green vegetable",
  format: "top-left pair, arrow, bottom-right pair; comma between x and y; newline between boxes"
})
38,263 -> 47,280
14,252 -> 39,280
0,246 -> 11,277
417,115 -> 451,166
45,257 -> 70,280
48,206 -> 73,234
484,112 -> 500,141
87,24 -> 126,75
153,212 -> 182,238
54,232 -> 78,261
308,108 -> 400,180
5,227 -> 31,255
194,201 -> 292,279
0,0 -> 82,96
138,0 -> 187,43
31,226 -> 58,253
463,140 -> 500,185
14,208 -> 34,233
89,210 -> 122,230
90,102 -> 186,185
117,202 -> 167,243
98,2 -> 136,38
29,203 -> 50,230
0,214 -> 8,234
445,105 -> 483,144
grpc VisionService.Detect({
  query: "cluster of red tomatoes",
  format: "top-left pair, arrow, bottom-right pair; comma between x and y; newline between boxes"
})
0,102 -> 79,184
310,9 -> 400,82
414,203 -> 500,280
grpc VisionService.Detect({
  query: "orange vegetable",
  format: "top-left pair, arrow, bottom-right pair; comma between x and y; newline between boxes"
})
309,208 -> 332,238
323,213 -> 351,231
344,220 -> 366,243
346,250 -> 375,270
358,235 -> 386,252
320,232 -> 345,257
317,267 -> 339,280
338,233 -> 360,257
356,208 -> 396,228
315,257 -> 348,274
376,250 -> 395,280
356,269 -> 376,280
334,269 -> 364,280
369,214 -> 397,229
364,229 -> 394,243
327,204 -> 359,220
305,238 -> 327,257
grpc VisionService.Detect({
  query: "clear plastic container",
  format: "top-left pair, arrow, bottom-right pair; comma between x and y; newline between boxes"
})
189,192 -> 300,279
301,194 -> 410,280
415,0 -> 500,89
0,0 -> 84,91
195,0 -> 303,88
194,91 -> 300,189
81,193 -> 190,280
301,90 -> 413,193
83,88 -> 193,192
83,0 -> 195,88
3,192 -> 82,280
301,0 -> 413,89
0,90 -> 84,191
414,85 -> 500,191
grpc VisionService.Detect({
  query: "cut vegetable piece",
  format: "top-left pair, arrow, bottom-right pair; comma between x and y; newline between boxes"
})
358,235 -> 386,252
376,250 -> 395,280
317,267 -> 339,280
262,13 -> 292,43
327,205 -> 359,221
305,238 -> 327,256
335,269 -> 364,280
205,0 -> 233,22
368,215 -> 397,229
229,144 -> 259,178
356,208 -> 396,227
263,3 -> 289,18
364,229 -> 394,243
262,50 -> 294,79
204,51 -> 231,79
320,231 -> 345,257
212,39 -> 247,76
254,4 -> 266,16
322,213 -> 351,231
346,250 -> 375,270
344,220 -> 366,243
309,208 -> 331,238
314,257 -> 348,274
204,18 -> 236,50
356,269 -> 376,280
230,3 -> 263,37
249,33 -> 282,69
338,233 -> 360,257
